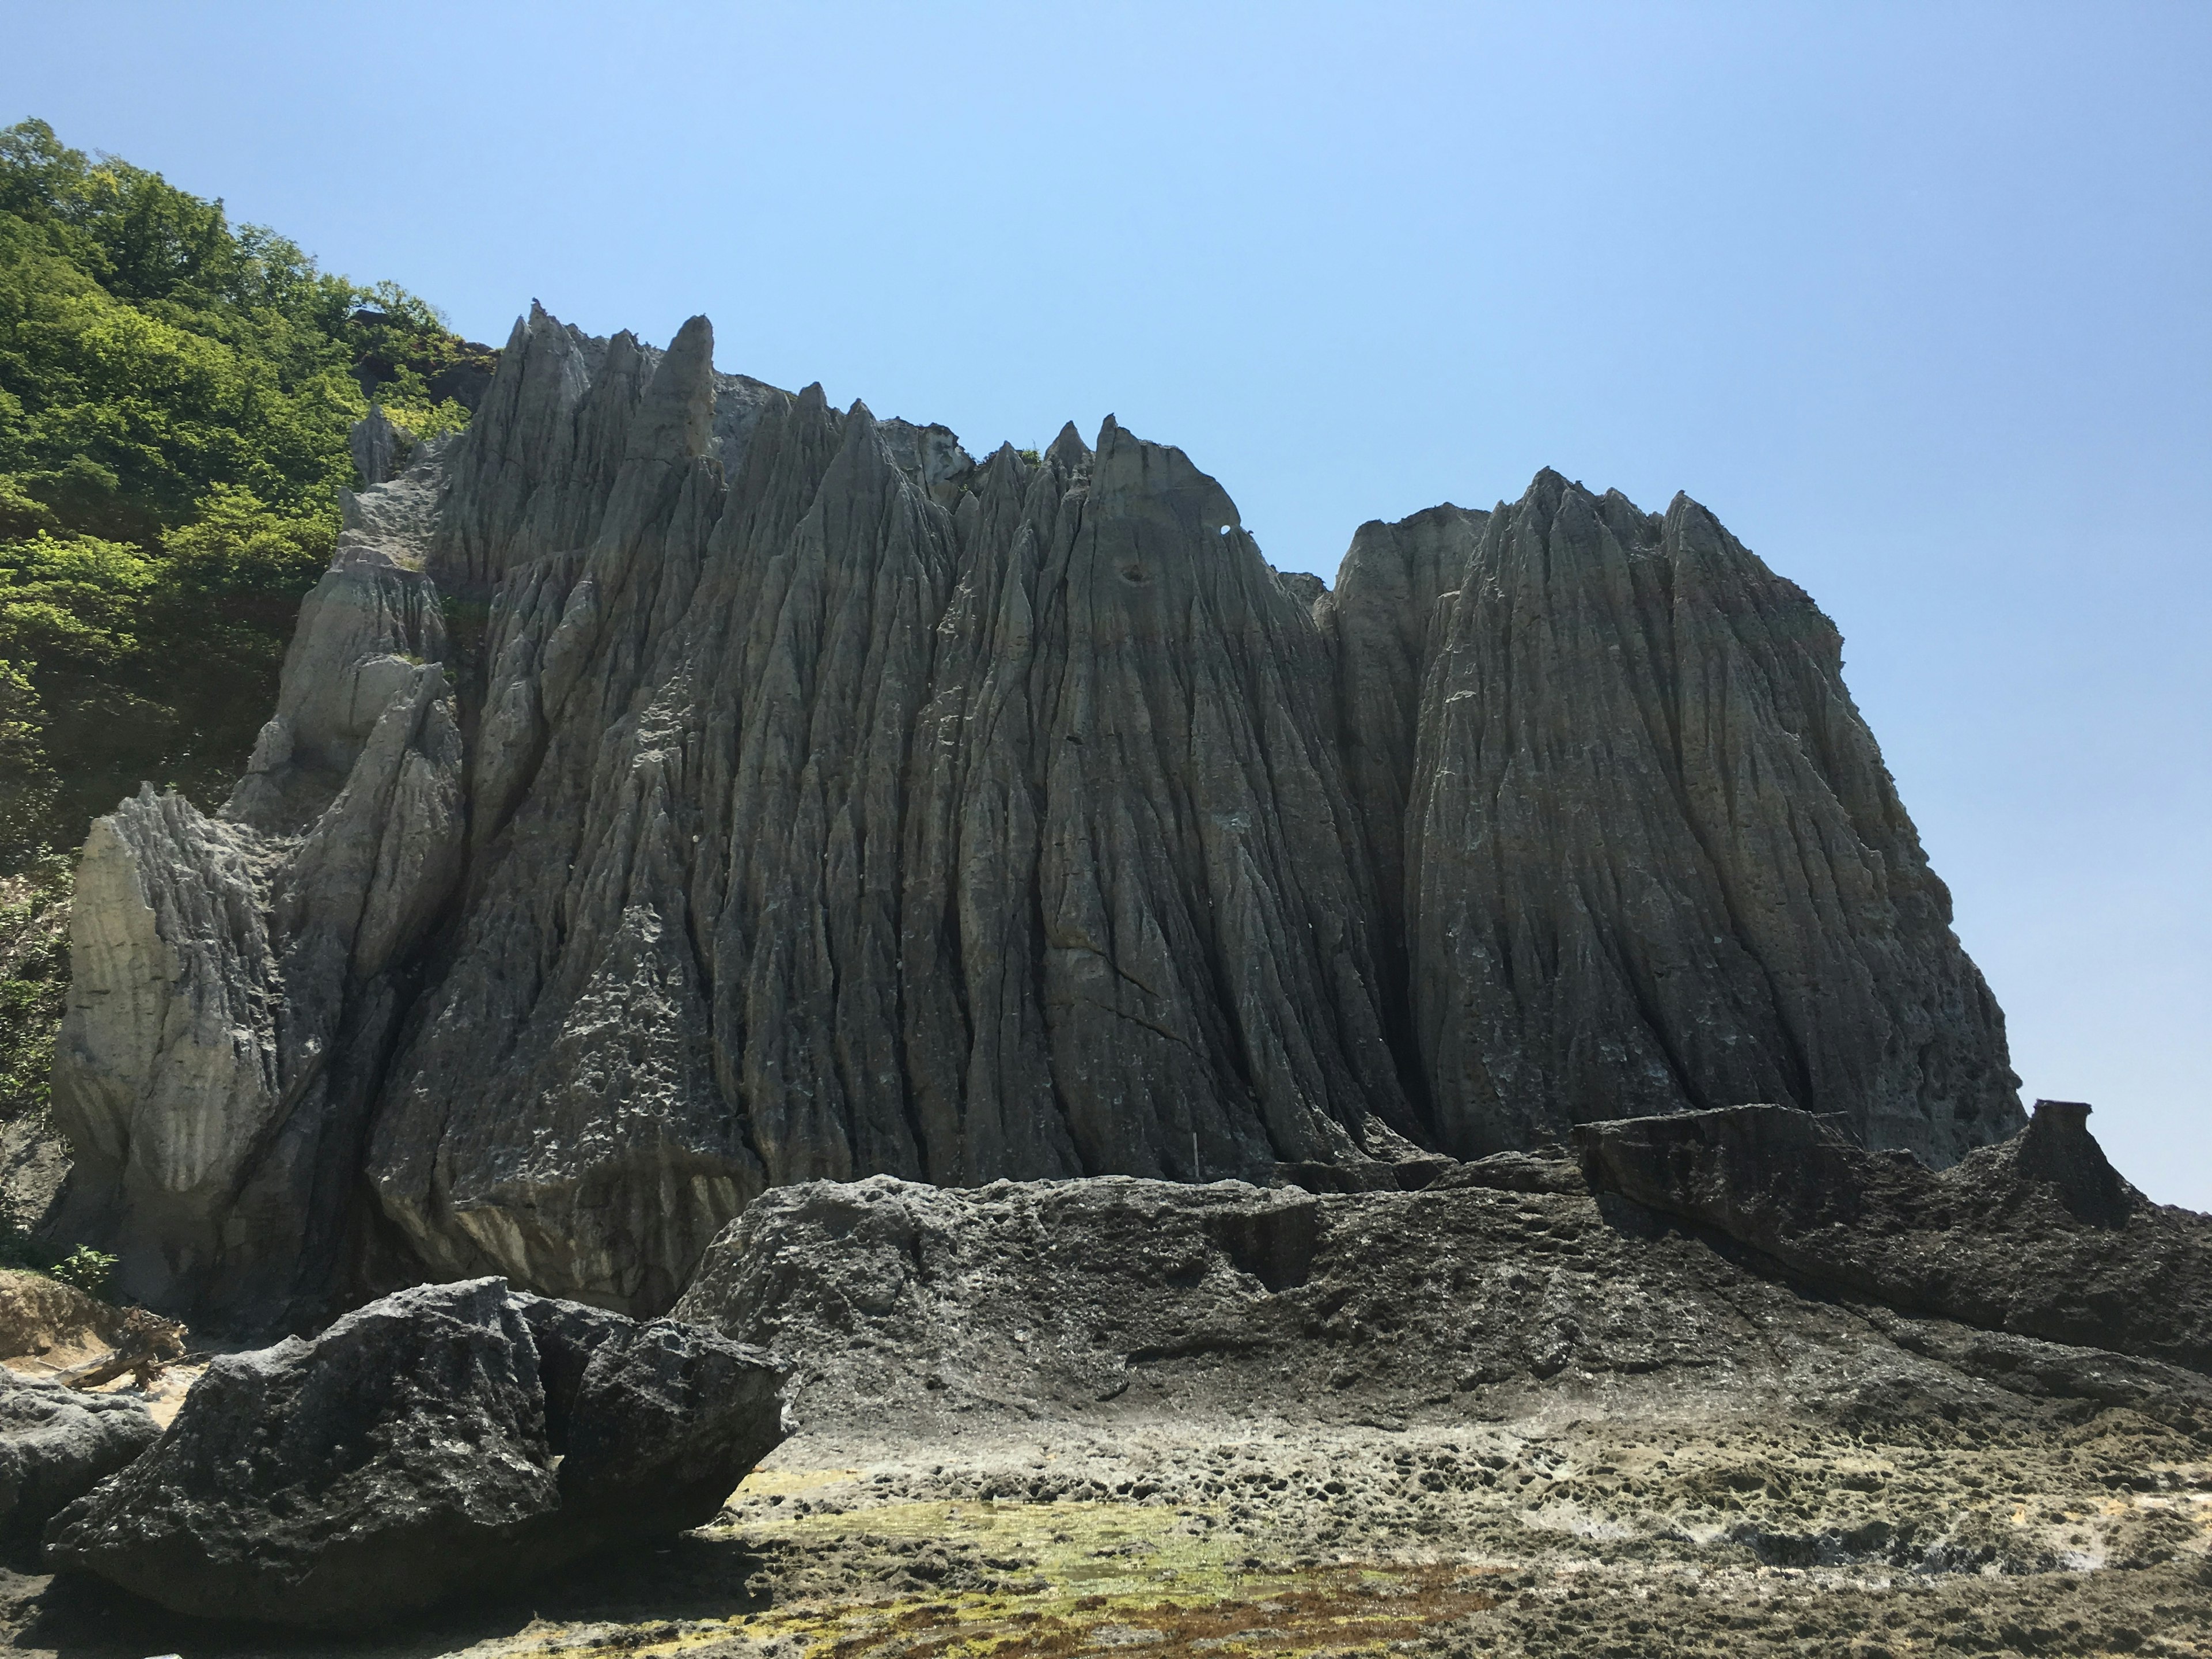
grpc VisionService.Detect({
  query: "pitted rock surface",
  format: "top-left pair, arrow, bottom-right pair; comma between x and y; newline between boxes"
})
1577,1099 -> 2212,1373
42,1278 -> 783,1628
0,1373 -> 156,1551
673,1170 -> 2212,1448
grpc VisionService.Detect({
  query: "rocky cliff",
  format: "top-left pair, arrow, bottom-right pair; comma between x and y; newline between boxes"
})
47,305 -> 2022,1324
1387,477 -> 2019,1162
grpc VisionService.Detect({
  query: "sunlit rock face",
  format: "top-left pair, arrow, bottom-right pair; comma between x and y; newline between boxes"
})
50,306 -> 2020,1323
1385,474 -> 2020,1164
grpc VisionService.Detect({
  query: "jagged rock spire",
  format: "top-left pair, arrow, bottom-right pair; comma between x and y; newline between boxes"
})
1389,470 -> 2020,1162
49,312 -> 2022,1323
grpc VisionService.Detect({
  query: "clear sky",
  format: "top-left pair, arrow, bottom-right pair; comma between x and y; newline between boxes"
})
8,2 -> 2207,1205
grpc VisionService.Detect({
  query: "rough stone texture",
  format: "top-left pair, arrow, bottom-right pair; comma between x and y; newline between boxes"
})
0,1373 -> 156,1551
11,1173 -> 2212,1653
51,303 -> 2021,1323
1316,503 -> 1485,974
48,537 -> 462,1316
42,1277 -> 783,1628
673,1171 -> 2212,1448
1577,1099 -> 2212,1374
363,310 -> 1415,1317
657,1172 -> 2212,1652
347,404 -> 410,487
1389,472 -> 2020,1162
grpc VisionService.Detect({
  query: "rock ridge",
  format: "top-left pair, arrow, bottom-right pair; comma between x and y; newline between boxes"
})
48,306 -> 2024,1323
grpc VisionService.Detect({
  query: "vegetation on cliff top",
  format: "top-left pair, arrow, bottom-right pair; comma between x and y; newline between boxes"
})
0,116 -> 487,871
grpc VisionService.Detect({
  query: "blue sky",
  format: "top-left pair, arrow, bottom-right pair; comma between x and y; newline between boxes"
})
9,2 -> 2207,1203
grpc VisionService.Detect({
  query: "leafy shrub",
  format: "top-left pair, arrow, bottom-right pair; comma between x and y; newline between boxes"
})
0,853 -> 67,1123
48,1243 -> 117,1300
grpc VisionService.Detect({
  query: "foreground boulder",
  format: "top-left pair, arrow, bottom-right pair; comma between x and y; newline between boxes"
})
1576,1099 -> 2212,1373
0,1373 -> 156,1551
43,1278 -> 783,1627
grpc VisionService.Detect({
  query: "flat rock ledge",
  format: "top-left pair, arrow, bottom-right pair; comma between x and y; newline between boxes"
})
43,1278 -> 786,1628
673,1118 -> 2212,1450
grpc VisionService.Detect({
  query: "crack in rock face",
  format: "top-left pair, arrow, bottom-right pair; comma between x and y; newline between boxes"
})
47,306 -> 2022,1325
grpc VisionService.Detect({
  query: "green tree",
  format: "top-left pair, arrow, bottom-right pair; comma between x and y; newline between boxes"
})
0,117 -> 484,870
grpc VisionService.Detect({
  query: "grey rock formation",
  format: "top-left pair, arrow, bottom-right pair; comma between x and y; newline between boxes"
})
51,302 -> 2021,1324
347,403 -> 411,487
1377,474 -> 2019,1161
1316,503 -> 1486,965
1577,1099 -> 2212,1373
0,1373 -> 157,1551
673,1171 -> 2212,1444
50,445 -> 463,1314
43,1277 -> 783,1628
359,309 -> 1415,1316
675,1173 -> 1775,1429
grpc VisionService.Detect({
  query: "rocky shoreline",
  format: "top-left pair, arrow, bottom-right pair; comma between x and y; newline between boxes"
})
2,1104 -> 2206,1653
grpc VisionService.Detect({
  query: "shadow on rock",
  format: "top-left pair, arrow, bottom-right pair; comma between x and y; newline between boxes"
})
13,1531 -> 774,1659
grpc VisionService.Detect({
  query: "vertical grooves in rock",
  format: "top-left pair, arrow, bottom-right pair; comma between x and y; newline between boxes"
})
1397,471 -> 2018,1164
47,310 -> 2022,1323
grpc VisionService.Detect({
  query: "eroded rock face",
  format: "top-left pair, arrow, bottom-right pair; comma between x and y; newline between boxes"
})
51,303 -> 2022,1323
49,536 -> 462,1316
1317,502 -> 1486,967
1576,1100 -> 2212,1373
1389,476 -> 2020,1162
42,1278 -> 783,1628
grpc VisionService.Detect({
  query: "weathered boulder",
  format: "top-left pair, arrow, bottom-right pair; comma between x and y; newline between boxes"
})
552,1310 -> 789,1534
43,1278 -> 783,1628
50,302 -> 2022,1324
1576,1100 -> 2212,1372
0,1373 -> 156,1551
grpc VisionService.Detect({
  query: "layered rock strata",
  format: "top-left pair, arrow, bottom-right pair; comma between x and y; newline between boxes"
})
51,305 -> 2021,1322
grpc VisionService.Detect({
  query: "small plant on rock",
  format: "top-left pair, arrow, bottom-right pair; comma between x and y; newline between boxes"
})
50,1244 -> 118,1300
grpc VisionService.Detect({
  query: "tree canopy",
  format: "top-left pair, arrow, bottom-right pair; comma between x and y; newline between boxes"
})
0,118 -> 487,865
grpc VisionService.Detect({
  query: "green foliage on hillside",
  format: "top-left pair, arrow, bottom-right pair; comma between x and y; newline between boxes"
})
0,854 -> 67,1255
0,117 -> 487,869
0,853 -> 65,1126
